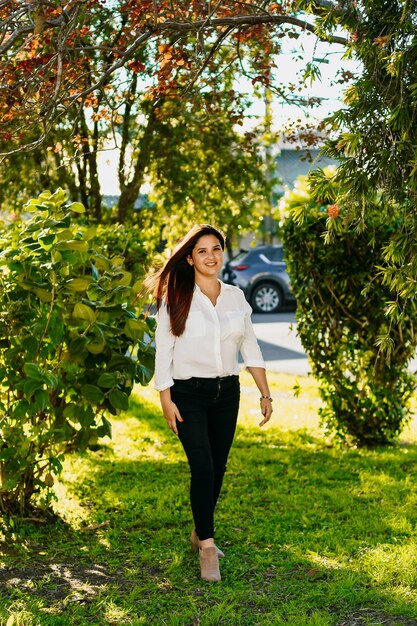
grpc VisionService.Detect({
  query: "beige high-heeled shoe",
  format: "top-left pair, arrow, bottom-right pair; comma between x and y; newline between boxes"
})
199,546 -> 221,582
190,529 -> 225,558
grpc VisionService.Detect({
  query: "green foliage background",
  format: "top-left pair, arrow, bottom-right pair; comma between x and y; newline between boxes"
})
0,190 -> 155,515
281,170 -> 417,445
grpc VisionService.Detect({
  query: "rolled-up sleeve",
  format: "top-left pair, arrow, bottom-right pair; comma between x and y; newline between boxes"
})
239,294 -> 265,369
154,304 -> 176,391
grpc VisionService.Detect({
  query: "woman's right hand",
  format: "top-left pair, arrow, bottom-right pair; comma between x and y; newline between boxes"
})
160,390 -> 183,435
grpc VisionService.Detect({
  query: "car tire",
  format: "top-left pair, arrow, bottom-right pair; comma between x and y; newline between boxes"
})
250,282 -> 283,313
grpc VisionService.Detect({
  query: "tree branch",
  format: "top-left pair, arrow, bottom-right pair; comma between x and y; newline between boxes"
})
151,14 -> 347,46
0,2 -> 348,155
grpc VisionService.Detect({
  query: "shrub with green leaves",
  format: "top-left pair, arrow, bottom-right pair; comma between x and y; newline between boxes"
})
92,222 -> 151,276
281,170 -> 417,446
0,189 -> 155,515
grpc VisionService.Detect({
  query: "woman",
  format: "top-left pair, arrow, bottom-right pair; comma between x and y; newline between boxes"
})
147,224 -> 273,582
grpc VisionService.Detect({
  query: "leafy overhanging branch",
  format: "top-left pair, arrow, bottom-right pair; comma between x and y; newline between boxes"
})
0,0 -> 349,154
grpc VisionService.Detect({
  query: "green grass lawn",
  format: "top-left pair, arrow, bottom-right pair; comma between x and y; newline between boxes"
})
2,371 -> 417,625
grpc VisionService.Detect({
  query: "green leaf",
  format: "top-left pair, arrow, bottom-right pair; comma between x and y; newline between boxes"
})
135,351 -> 155,385
23,363 -> 43,380
49,188 -> 68,206
44,216 -> 71,229
68,202 -> 86,214
83,227 -> 97,241
22,336 -> 39,356
109,389 -> 129,411
0,448 -> 17,462
39,234 -> 56,250
69,336 -> 88,356
73,302 -> 96,323
81,384 -> 104,404
92,255 -> 110,271
97,415 -> 112,438
64,240 -> 89,252
76,427 -> 92,450
66,278 -> 92,292
107,354 -> 134,373
8,261 -> 24,273
44,371 -> 59,389
112,271 -> 132,286
124,318 -> 146,340
145,316 -> 157,332
87,340 -> 106,354
23,379 -> 43,399
56,228 -> 72,242
87,283 -> 105,300
91,264 -> 99,280
131,280 -> 143,294
63,403 -> 78,419
95,303 -> 124,313
13,400 -> 31,418
97,373 -> 118,388
34,288 -> 53,302
77,405 -> 95,427
110,256 -> 125,268
34,389 -> 49,412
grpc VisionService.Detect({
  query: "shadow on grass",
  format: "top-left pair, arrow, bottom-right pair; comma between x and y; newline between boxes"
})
2,395 -> 417,624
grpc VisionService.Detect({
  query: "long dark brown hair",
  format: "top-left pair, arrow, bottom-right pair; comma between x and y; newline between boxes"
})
145,224 -> 225,336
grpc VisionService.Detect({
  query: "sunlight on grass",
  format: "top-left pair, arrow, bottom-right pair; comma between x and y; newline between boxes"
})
3,370 -> 417,625
103,601 -> 133,624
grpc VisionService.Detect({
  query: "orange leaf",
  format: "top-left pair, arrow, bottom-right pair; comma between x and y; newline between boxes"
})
128,60 -> 145,73
374,35 -> 391,47
327,204 -> 339,218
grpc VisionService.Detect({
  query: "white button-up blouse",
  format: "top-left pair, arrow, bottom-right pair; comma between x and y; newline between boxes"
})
154,281 -> 265,391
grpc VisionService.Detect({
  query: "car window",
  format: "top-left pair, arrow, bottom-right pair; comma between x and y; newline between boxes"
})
260,247 -> 285,262
229,250 -> 248,265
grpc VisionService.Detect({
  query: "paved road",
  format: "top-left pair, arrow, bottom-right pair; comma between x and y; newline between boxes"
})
250,311 -> 417,376
249,311 -> 310,376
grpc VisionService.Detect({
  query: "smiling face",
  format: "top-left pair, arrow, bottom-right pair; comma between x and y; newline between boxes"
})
187,234 -> 224,280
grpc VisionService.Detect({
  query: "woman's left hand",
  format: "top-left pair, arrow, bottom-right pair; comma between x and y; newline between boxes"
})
259,398 -> 273,427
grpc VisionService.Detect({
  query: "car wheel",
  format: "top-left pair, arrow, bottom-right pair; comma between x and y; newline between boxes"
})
251,282 -> 283,313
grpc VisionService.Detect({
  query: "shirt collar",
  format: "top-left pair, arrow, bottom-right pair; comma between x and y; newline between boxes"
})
194,279 -> 224,292
194,280 -> 225,304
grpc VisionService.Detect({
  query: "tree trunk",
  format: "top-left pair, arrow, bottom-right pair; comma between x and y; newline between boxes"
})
117,101 -> 159,223
79,111 -> 102,221
90,121 -> 102,221
225,230 -> 234,261
52,150 -> 80,202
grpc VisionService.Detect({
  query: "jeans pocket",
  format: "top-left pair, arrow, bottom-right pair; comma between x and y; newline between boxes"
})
172,379 -> 200,399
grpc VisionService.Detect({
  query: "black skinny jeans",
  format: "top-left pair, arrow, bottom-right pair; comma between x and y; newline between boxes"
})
171,375 -> 240,541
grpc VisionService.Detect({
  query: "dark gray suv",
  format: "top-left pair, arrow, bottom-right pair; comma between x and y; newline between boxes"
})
222,245 -> 296,313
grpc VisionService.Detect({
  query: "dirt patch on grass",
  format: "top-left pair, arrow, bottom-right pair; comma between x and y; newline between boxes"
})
0,558 -> 135,604
339,609 -> 417,626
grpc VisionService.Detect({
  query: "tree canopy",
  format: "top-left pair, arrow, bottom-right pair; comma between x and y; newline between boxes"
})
1,0 -> 348,154
309,1 -> 417,310
4,0 -> 417,269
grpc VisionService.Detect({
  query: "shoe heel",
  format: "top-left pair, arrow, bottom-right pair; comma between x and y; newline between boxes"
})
191,528 -> 225,557
190,529 -> 199,552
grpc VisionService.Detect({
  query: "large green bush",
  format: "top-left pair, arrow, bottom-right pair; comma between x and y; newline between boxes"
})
281,171 -> 417,446
92,222 -> 151,275
0,190 -> 155,515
